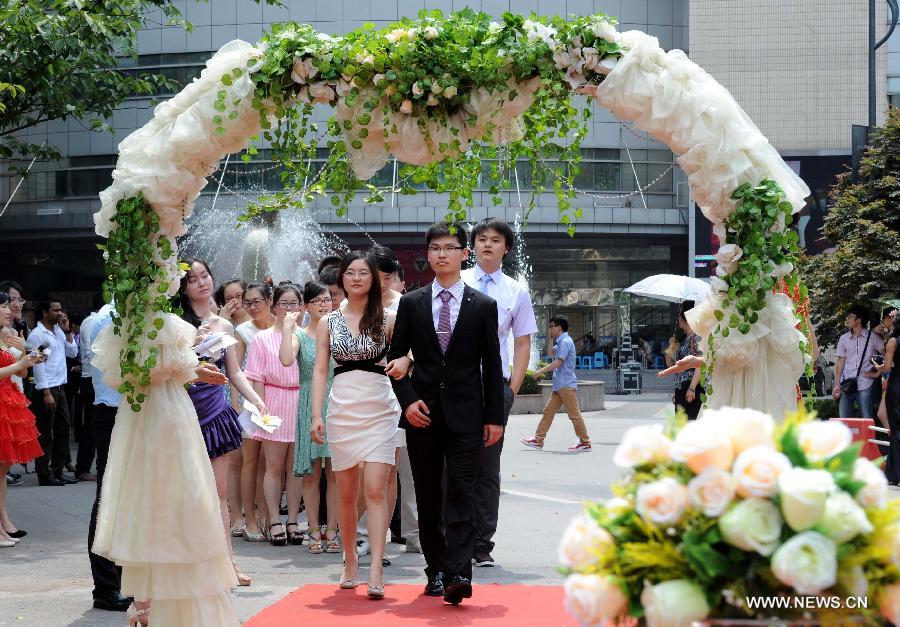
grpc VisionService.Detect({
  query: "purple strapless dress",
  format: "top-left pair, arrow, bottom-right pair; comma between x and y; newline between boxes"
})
187,355 -> 243,459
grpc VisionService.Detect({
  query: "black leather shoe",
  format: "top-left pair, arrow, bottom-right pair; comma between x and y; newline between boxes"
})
8,529 -> 26,538
443,575 -> 472,605
38,477 -> 65,486
93,591 -> 133,612
424,572 -> 445,597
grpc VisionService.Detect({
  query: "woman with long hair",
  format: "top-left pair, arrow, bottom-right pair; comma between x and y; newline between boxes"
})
0,291 -> 42,547
280,281 -> 339,554
213,278 -> 248,537
311,251 -> 400,598
233,281 -> 275,542
179,259 -> 268,586
876,324 -> 900,484
244,283 -> 304,546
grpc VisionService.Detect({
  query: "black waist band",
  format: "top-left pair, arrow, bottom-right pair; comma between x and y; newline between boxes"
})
333,347 -> 389,377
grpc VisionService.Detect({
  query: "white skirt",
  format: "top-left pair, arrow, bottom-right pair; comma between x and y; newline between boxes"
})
326,370 -> 400,472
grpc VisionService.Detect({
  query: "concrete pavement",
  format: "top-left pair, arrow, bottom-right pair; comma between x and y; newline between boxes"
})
0,394 -> 673,626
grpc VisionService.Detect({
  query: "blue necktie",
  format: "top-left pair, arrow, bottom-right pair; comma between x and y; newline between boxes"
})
478,274 -> 491,294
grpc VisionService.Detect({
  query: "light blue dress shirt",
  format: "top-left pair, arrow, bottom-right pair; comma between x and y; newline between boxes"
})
551,332 -> 578,391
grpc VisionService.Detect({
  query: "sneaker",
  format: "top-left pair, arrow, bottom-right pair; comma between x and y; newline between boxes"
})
473,548 -> 495,567
521,436 -> 543,450
568,442 -> 592,453
357,539 -> 371,557
5,474 -> 22,487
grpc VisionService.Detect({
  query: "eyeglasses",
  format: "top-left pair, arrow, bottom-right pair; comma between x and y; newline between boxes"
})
8,298 -> 25,305
275,301 -> 302,309
343,271 -> 372,279
428,245 -> 464,254
307,297 -> 333,305
243,298 -> 266,308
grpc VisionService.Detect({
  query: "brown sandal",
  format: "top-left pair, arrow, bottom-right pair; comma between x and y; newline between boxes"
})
307,529 -> 324,554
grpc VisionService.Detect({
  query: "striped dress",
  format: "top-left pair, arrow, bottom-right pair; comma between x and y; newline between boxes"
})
243,327 -> 300,443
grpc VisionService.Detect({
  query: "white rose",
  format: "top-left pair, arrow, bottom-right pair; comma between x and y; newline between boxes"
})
670,420 -> 734,474
778,468 -> 836,531
590,19 -> 618,42
386,28 -> 407,44
612,423 -> 671,468
838,564 -> 869,598
430,81 -> 442,94
685,297 -> 719,338
372,73 -> 386,86
442,85 -> 457,99
564,574 -> 628,626
771,531 -> 838,594
818,491 -> 873,543
879,582 -> 900,625
553,48 -> 574,70
636,477 -> 688,526
712,222 -> 727,241
354,53 -> 374,66
582,47 -> 600,71
714,243 -> 743,275
412,81 -> 424,97
687,467 -> 735,517
641,580 -> 710,627
718,497 -> 783,556
406,27 -> 418,40
731,446 -> 791,498
853,457 -> 888,508
702,407 -> 776,456
796,421 -> 852,462
772,261 -> 794,277
423,26 -> 439,40
710,275 -> 729,293
558,514 -> 614,570
398,99 -> 413,114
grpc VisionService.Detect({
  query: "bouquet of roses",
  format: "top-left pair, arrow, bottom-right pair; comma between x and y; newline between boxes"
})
559,407 -> 900,626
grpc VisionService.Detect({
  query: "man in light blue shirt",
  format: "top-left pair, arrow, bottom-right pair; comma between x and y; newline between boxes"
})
522,315 -> 592,453
85,306 -> 131,613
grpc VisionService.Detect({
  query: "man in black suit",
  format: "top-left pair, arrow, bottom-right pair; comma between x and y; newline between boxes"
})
387,221 -> 504,605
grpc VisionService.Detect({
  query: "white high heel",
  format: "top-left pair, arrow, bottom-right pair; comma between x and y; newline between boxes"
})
0,539 -> 15,548
126,603 -> 150,625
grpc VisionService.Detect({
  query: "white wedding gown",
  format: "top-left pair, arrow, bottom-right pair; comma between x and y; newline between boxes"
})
91,314 -> 239,626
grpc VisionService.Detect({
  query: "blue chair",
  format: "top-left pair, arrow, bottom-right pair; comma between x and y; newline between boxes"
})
593,352 -> 609,369
579,356 -> 593,370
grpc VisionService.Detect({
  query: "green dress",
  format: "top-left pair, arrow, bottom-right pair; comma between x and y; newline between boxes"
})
293,328 -> 334,476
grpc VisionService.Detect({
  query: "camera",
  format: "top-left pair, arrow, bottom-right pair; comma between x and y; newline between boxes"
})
871,354 -> 885,367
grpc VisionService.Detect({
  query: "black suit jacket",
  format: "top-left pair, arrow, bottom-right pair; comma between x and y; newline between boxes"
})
388,283 -> 504,435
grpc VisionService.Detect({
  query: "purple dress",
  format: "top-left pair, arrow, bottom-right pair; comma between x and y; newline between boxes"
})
187,354 -> 243,459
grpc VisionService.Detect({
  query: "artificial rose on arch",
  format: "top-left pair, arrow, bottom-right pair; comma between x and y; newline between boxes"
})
714,243 -> 743,274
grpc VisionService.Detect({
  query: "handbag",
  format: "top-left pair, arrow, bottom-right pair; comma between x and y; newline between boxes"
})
839,330 -> 872,394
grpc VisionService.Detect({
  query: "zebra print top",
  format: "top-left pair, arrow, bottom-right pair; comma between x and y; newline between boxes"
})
327,309 -> 387,363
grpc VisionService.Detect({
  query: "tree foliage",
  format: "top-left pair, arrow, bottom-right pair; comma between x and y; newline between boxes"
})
0,0 -> 276,167
800,107 -> 900,346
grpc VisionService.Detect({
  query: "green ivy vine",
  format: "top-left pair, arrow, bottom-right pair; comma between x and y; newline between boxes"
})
99,193 -> 177,411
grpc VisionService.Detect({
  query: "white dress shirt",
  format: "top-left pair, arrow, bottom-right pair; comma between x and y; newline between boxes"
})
27,321 -> 78,389
462,265 -> 538,379
430,278 -> 466,335
79,312 -> 98,378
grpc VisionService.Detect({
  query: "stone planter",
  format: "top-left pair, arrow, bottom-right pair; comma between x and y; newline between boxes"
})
510,380 -> 605,414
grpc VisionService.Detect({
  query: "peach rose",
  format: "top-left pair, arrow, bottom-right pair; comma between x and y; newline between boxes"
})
670,421 -> 734,474
796,421 -> 852,462
687,467 -> 735,517
612,423 -> 671,468
880,582 -> 900,625
731,445 -> 792,498
564,574 -> 628,626
853,457 -> 888,509
636,477 -> 688,526
558,514 -> 614,570
701,407 -> 775,455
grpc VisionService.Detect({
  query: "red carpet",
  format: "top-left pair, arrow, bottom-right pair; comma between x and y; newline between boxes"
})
245,583 -> 577,626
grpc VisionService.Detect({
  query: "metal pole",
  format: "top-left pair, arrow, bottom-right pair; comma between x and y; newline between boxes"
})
0,141 -> 46,220
687,185 -> 696,278
210,154 -> 231,213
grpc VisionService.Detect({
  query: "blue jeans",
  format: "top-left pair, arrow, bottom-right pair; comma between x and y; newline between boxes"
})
839,385 -> 876,418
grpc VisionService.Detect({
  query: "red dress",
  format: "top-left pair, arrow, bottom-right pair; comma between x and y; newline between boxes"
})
0,349 -> 42,464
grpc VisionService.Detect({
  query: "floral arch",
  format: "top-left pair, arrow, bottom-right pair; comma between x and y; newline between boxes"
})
88,10 -> 815,623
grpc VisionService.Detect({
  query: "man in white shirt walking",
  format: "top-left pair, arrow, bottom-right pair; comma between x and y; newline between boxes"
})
27,299 -> 79,486
461,218 -> 538,568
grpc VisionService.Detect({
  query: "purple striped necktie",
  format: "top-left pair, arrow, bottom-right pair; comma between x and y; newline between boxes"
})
437,289 -> 452,353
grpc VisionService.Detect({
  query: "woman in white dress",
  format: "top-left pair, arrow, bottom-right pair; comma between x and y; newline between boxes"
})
311,251 -> 400,599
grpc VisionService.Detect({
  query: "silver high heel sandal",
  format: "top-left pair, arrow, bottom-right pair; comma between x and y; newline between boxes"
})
126,603 -> 150,625
367,583 -> 385,599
